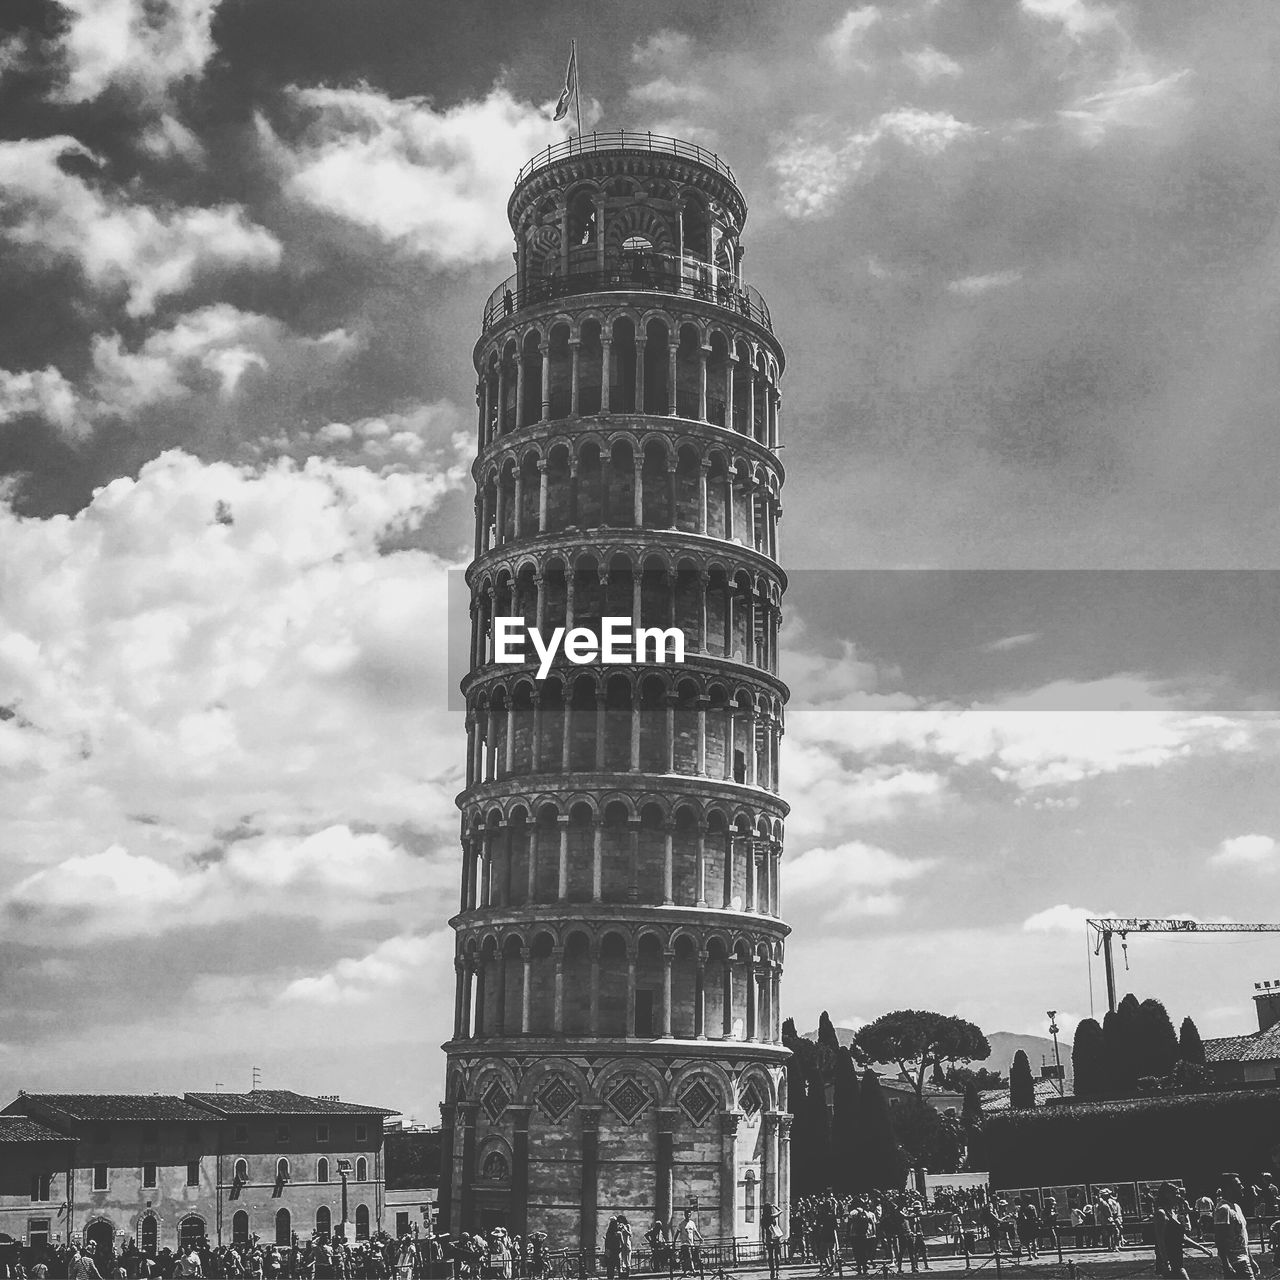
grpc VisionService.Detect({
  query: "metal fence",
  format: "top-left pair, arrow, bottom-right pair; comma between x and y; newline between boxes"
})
480,258 -> 773,335
515,134 -> 737,187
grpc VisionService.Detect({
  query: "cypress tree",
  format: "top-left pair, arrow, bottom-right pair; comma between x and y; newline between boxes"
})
857,1069 -> 907,1191
1137,998 -> 1180,1078
1104,995 -> 1143,1095
831,1046 -> 861,1194
1179,1016 -> 1206,1065
818,1010 -> 841,1051
1010,1050 -> 1036,1109
1072,1017 -> 1108,1098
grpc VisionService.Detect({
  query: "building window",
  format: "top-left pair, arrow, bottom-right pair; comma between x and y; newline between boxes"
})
28,1219 -> 51,1250
232,1211 -> 250,1245
316,1124 -> 330,1144
187,1160 -> 200,1187
233,1159 -> 249,1184
354,1124 -> 367,1143
275,1124 -> 291,1144
315,1207 -> 331,1241
276,1157 -> 290,1183
355,1205 -> 370,1241
142,1164 -> 157,1189
274,1209 -> 291,1247
395,1213 -> 409,1238
744,1172 -> 757,1223
355,1157 -> 368,1182
234,1124 -> 248,1144
30,1172 -> 51,1202
317,1158 -> 329,1184
179,1217 -> 206,1252
92,1165 -> 108,1192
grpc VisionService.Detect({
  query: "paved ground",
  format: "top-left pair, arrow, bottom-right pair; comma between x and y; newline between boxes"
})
701,1250 -> 1280,1280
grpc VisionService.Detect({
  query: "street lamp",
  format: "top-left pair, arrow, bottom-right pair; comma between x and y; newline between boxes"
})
1046,1012 -> 1064,1096
336,1159 -> 352,1241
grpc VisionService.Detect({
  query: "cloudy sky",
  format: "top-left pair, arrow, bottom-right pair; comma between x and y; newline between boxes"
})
4,0 -> 1280,1121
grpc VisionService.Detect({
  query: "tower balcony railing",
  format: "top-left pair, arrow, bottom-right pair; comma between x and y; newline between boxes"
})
515,130 -> 737,185
481,252 -> 772,334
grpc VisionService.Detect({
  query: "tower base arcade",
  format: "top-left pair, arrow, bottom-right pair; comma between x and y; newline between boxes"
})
438,1046 -> 789,1244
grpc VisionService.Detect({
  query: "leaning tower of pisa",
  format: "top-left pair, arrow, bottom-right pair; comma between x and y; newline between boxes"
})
439,132 -> 790,1248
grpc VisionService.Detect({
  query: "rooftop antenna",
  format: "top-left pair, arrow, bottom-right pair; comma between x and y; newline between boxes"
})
252,1065 -> 262,1091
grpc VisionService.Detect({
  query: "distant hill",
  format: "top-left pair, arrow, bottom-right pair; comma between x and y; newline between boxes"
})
802,1027 -> 1072,1083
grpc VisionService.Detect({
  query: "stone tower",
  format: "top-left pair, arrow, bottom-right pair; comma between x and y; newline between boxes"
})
439,132 -> 790,1248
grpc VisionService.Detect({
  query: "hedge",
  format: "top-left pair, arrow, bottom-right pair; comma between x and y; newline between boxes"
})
986,1088 -> 1280,1188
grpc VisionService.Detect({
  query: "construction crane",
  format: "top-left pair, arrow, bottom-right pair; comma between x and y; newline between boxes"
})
1087,918 -> 1280,1014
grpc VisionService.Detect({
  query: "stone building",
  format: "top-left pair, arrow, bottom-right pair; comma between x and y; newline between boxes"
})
0,1090 -> 393,1251
0,1114 -> 75,1252
441,131 -> 791,1246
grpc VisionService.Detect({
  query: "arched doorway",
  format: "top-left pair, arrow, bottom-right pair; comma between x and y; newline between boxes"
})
232,1211 -> 250,1245
274,1209 -> 291,1247
354,1205 -> 370,1241
315,1206 -> 331,1241
139,1215 -> 157,1256
85,1220 -> 114,1257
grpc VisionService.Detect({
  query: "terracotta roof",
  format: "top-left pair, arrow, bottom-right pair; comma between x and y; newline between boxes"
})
1204,1022 -> 1280,1063
0,1116 -> 75,1143
980,1078 -> 1070,1112
185,1090 -> 395,1117
5,1095 -> 212,1122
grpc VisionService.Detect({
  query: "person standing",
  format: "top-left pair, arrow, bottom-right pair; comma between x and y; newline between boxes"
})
761,1204 -> 783,1280
672,1213 -> 701,1278
1215,1177 -> 1258,1278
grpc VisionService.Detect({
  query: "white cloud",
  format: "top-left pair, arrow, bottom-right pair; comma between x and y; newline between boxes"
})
631,30 -> 696,69
949,270 -> 1024,296
1061,67 -> 1191,146
980,631 -> 1041,652
786,840 -> 936,923
0,367 -> 83,436
628,77 -> 713,109
1021,0 -> 1121,42
1023,903 -> 1102,933
1211,834 -> 1277,871
0,450 -> 465,892
824,7 -> 882,64
261,85 -> 562,267
0,137 -> 280,317
280,931 -> 450,1006
51,0 -> 221,104
771,110 -> 978,218
90,305 -> 355,412
904,47 -> 963,82
1,827 -> 442,944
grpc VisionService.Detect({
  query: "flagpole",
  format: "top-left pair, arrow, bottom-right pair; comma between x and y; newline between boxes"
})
573,39 -> 583,139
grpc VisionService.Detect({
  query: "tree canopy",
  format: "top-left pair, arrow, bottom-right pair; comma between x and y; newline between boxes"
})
852,1009 -> 991,1098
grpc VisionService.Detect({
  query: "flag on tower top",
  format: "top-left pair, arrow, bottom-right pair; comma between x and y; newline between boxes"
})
554,42 -> 578,126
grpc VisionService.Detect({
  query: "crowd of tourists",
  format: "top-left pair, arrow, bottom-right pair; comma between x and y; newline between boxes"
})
7,1175 -> 1280,1280
0,1234 -> 422,1280
785,1172 -> 1280,1277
